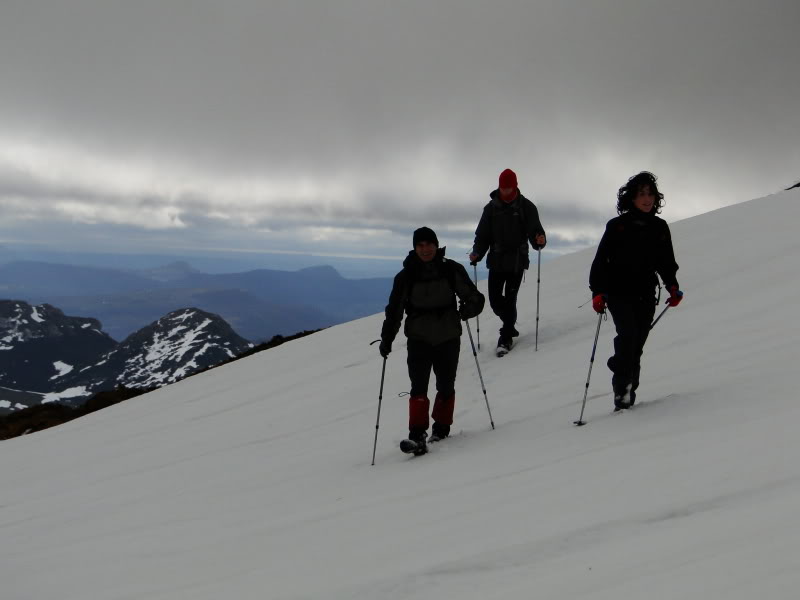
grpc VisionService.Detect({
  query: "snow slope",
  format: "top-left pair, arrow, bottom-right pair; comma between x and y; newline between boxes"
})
2,189 -> 799,600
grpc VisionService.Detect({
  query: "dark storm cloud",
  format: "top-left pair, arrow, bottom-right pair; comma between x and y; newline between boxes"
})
0,0 -> 798,260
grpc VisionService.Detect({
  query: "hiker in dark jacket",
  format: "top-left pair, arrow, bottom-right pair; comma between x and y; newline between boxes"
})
589,171 -> 683,410
469,168 -> 546,355
380,227 -> 485,454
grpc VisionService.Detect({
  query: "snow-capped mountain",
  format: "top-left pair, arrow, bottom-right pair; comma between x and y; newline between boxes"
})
62,308 -> 253,393
0,305 -> 253,413
0,300 -> 116,392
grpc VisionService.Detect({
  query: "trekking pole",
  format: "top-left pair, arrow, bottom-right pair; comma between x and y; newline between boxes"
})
369,340 -> 387,465
473,263 -> 481,351
535,249 -> 541,351
573,312 -> 604,426
465,320 -> 494,429
650,305 -> 670,330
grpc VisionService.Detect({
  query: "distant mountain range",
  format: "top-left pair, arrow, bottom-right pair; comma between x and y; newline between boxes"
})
0,260 -> 394,342
0,300 -> 252,414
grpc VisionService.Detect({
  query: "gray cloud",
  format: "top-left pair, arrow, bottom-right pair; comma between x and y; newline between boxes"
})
1,0 -> 798,270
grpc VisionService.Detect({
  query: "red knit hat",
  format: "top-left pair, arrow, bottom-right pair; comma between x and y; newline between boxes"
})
499,168 -> 517,189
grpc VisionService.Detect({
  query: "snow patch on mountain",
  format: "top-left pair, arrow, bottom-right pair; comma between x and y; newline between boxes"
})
50,361 -> 74,379
42,386 -> 89,404
0,400 -> 28,410
1,302 -> 36,344
30,305 -> 45,323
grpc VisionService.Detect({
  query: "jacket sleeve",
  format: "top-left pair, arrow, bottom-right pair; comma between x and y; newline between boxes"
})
451,262 -> 485,320
589,222 -> 613,295
471,204 -> 492,261
523,200 -> 546,250
655,222 -> 680,289
380,270 -> 408,345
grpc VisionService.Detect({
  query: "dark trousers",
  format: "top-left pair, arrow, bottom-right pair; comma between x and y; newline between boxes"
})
406,338 -> 460,433
488,270 -> 525,338
407,337 -> 460,397
607,294 -> 656,399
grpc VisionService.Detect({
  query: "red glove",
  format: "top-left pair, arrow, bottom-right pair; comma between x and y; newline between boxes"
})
592,294 -> 607,313
666,286 -> 683,307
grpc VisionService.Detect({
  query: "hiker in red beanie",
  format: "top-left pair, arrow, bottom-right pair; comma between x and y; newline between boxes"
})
469,169 -> 546,356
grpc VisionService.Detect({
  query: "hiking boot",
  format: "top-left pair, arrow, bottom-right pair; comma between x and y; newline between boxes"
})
496,336 -> 512,357
613,384 -> 632,410
400,438 -> 427,455
429,422 -> 450,442
401,427 -> 427,455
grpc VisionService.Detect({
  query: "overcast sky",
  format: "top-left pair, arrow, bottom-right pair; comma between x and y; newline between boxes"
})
1,0 -> 798,272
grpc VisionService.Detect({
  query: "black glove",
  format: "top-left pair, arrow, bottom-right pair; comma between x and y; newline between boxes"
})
459,305 -> 476,321
379,340 -> 392,358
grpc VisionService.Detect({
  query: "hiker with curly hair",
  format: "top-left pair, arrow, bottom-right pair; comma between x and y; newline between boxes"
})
589,171 -> 683,410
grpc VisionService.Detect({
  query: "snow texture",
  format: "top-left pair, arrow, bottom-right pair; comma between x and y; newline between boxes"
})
30,305 -> 45,323
1,190 -> 799,599
41,386 -> 89,403
50,360 -> 74,379
0,401 -> 28,409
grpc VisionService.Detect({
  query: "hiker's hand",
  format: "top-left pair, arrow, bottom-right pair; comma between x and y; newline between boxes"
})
592,294 -> 607,313
666,286 -> 683,307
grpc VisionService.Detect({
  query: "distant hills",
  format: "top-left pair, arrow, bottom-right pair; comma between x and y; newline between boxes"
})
0,258 -> 396,414
0,260 -> 393,342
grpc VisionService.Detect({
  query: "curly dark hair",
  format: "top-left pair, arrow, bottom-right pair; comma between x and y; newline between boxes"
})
616,171 -> 665,215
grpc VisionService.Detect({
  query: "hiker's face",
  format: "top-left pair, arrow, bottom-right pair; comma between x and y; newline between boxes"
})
415,241 -> 437,262
499,187 -> 517,202
633,185 -> 655,213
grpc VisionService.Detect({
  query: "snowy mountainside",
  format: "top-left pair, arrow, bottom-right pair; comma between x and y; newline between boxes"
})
1,189 -> 800,600
0,305 -> 253,413
0,300 -> 116,392
58,307 -> 254,394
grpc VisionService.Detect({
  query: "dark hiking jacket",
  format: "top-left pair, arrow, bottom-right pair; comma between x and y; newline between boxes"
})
589,209 -> 679,297
471,190 -> 546,272
381,248 -> 485,347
